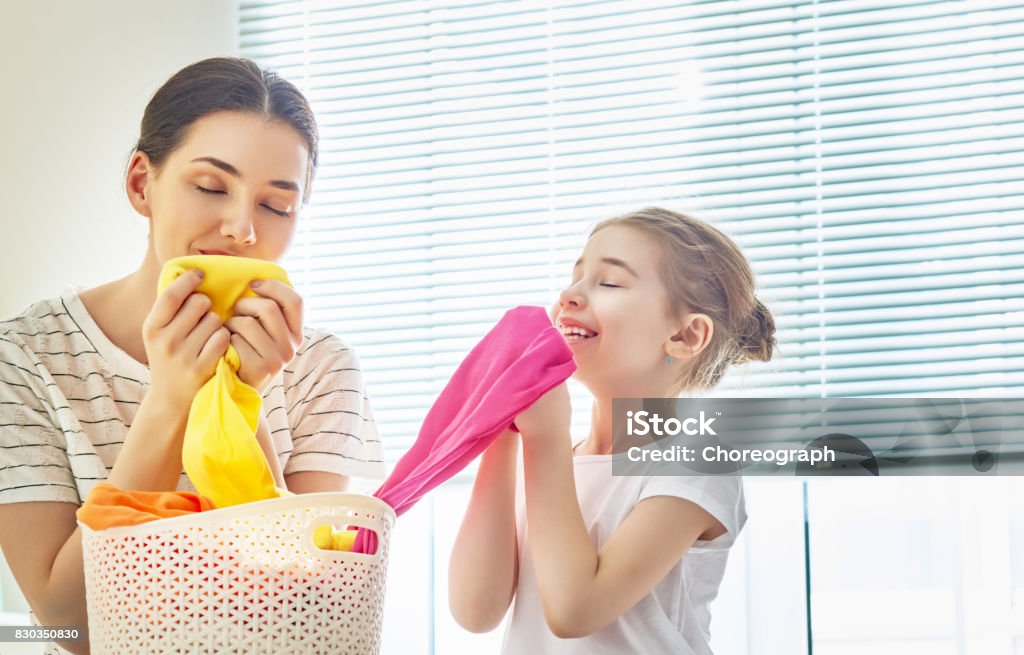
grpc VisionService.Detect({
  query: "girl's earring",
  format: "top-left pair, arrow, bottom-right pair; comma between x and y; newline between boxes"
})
666,357 -> 675,364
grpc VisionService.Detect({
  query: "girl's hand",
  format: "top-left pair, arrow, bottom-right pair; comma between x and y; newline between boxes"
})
514,382 -> 572,442
224,279 -> 304,393
142,269 -> 231,411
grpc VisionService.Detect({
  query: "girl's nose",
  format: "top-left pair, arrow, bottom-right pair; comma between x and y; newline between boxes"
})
558,283 -> 585,309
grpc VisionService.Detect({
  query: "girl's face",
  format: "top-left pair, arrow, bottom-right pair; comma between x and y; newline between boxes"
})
127,110 -> 309,265
552,224 -> 686,397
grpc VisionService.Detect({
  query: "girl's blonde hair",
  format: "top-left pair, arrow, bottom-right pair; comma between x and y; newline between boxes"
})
592,207 -> 776,392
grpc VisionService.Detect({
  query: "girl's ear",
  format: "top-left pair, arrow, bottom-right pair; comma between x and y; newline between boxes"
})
666,313 -> 714,361
125,151 -> 155,218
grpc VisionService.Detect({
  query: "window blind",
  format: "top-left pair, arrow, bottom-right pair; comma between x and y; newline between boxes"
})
240,0 -> 1024,464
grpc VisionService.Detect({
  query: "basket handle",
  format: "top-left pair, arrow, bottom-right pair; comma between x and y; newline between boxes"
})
304,515 -> 386,565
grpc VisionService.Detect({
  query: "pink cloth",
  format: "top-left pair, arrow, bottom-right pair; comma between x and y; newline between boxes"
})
355,306 -> 575,553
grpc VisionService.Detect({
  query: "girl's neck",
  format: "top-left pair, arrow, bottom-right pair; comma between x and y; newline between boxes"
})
577,382 -> 680,456
576,397 -> 629,456
578,400 -> 613,455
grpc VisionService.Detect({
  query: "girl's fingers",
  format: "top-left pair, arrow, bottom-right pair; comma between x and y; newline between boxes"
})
248,280 -> 304,342
147,270 -> 205,330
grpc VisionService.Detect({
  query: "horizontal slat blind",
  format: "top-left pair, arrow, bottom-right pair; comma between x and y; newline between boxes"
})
241,0 -> 1024,463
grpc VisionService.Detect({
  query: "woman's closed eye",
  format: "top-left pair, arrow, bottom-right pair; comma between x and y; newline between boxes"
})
196,185 -> 289,217
261,203 -> 289,217
599,282 -> 621,288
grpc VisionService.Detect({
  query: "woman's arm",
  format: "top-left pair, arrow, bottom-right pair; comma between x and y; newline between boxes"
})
0,271 -> 227,653
255,411 -> 288,489
0,502 -> 87,655
0,393 -> 193,655
285,471 -> 349,492
448,429 -> 520,633
516,385 -> 722,639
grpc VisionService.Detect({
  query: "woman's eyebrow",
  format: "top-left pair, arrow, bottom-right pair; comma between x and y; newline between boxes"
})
190,156 -> 300,192
573,256 -> 640,278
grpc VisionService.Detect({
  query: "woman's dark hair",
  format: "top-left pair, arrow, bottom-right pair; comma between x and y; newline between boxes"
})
133,57 -> 319,202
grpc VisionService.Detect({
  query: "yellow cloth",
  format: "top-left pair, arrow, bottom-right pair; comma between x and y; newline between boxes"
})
313,525 -> 358,552
158,255 -> 291,508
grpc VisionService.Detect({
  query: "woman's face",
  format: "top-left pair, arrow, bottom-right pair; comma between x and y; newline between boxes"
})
127,110 -> 310,264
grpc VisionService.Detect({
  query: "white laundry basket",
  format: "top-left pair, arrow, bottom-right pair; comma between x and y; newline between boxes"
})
80,492 -> 395,655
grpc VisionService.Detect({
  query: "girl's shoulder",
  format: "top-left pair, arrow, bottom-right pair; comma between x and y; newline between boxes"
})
636,474 -> 747,548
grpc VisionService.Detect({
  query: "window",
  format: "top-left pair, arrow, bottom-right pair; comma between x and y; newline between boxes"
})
240,2 -> 1024,653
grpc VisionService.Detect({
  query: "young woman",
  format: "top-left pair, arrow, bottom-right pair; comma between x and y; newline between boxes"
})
449,207 -> 775,654
0,57 -> 385,654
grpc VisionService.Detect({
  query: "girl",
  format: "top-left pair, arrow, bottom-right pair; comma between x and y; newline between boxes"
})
0,58 -> 385,654
449,207 -> 775,654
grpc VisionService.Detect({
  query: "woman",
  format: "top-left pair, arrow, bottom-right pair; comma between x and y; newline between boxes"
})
0,57 -> 385,654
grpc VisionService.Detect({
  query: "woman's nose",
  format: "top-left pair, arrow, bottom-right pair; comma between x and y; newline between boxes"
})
220,204 -> 256,245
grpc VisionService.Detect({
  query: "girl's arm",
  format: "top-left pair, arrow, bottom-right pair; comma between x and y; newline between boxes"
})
516,385 -> 723,639
448,429 -> 520,633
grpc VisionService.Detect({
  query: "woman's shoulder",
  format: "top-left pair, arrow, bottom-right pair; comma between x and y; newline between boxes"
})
294,326 -> 356,361
0,293 -> 76,359
283,327 -> 365,389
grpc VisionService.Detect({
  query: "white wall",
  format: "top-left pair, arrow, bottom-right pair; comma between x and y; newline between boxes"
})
0,0 -> 240,318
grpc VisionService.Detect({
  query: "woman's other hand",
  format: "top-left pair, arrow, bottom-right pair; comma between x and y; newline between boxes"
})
225,279 -> 304,392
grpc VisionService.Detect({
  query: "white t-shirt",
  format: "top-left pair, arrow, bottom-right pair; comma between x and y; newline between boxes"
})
0,287 -> 388,505
503,450 -> 746,655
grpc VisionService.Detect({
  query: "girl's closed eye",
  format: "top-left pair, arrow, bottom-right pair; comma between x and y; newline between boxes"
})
599,282 -> 621,288
195,184 -> 225,195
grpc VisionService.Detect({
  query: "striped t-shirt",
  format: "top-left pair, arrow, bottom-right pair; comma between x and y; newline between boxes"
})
0,286 -> 387,506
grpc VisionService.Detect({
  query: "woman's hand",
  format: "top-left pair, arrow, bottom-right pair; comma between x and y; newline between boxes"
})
514,382 -> 572,442
142,269 -> 231,411
224,279 -> 304,393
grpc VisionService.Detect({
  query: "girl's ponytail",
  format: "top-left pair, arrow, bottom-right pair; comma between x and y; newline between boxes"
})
735,297 -> 776,365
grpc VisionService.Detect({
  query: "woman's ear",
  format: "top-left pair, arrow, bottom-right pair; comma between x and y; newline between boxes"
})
666,313 -> 714,361
125,151 -> 155,218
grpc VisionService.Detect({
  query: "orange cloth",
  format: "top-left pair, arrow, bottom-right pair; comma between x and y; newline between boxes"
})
76,483 -> 216,530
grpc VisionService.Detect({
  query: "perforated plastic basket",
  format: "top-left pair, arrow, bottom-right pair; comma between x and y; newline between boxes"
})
80,492 -> 394,655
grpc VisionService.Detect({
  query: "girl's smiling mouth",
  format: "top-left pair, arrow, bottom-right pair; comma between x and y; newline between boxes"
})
557,319 -> 598,342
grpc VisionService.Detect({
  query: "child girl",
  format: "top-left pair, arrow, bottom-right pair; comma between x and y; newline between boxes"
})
0,58 -> 385,654
449,207 -> 775,654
